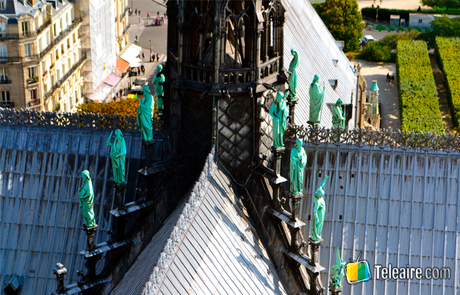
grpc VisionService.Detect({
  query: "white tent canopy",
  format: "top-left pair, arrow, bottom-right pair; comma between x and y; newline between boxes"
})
120,44 -> 142,65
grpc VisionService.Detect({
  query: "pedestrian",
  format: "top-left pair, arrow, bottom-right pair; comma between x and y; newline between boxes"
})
157,11 -> 160,17
141,65 -> 145,75
147,12 -> 150,19
138,66 -> 141,75
152,53 -> 155,62
386,73 -> 390,83
156,54 -> 160,62
138,10 -> 141,16
135,8 -> 137,15
164,12 -> 167,18
134,35 -> 138,43
142,52 -> 145,60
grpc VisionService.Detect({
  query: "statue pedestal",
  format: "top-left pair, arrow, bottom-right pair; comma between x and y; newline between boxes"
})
309,238 -> 323,266
329,285 -> 343,295
142,140 -> 155,169
270,146 -> 285,210
289,192 -> 303,222
82,224 -> 99,281
270,146 -> 285,176
287,98 -> 298,125
83,225 -> 98,252
114,182 -> 127,208
308,237 -> 325,295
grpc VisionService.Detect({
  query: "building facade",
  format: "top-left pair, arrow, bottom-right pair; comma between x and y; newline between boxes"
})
0,0 -> 84,112
76,0 -> 129,101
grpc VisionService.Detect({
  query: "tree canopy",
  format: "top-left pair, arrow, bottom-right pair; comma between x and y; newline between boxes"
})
380,29 -> 420,48
314,0 -> 364,52
421,0 -> 460,11
77,98 -> 140,116
417,16 -> 460,47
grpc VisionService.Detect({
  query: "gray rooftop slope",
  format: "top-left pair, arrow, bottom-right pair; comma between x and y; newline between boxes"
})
0,125 -> 143,295
301,143 -> 460,295
112,155 -> 287,295
283,0 -> 358,128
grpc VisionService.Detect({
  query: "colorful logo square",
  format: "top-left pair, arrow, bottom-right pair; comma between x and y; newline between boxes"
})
346,261 -> 371,284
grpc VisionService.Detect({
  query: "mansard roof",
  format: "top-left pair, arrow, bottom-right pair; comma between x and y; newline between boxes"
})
0,118 -> 145,294
284,0 -> 358,128
112,160 -> 287,295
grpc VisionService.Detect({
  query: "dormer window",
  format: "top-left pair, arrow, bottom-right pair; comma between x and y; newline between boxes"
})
22,21 -> 30,36
0,1 -> 5,10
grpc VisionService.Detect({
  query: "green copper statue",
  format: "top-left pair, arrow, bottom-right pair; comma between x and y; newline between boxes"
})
290,138 -> 307,194
152,64 -> 165,115
332,98 -> 345,129
330,248 -> 347,288
310,175 -> 329,241
269,91 -> 289,148
309,74 -> 326,124
106,129 -> 126,184
137,85 -> 154,142
79,170 -> 97,228
288,49 -> 299,100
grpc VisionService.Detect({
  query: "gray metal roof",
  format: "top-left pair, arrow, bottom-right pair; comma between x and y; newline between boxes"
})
112,158 -> 287,295
301,143 -> 460,294
283,0 -> 358,128
3,0 -> 45,16
0,125 -> 144,295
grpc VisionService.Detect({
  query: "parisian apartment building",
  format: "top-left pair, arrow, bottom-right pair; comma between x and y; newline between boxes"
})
0,0 -> 129,112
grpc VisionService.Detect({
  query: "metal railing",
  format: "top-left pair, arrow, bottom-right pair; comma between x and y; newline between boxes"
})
27,77 -> 39,85
28,99 -> 40,107
0,101 -> 14,108
0,79 -> 11,84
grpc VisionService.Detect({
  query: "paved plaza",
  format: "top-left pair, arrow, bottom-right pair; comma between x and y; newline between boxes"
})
351,59 -> 401,130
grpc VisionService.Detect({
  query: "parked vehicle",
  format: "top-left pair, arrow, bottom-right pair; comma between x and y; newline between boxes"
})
131,78 -> 148,93
360,35 -> 375,45
150,17 -> 164,26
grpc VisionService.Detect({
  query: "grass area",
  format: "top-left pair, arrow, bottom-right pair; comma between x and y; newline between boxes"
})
344,51 -> 363,59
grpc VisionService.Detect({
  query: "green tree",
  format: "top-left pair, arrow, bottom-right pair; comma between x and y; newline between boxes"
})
421,0 -> 460,11
381,29 -> 420,48
417,16 -> 460,47
362,41 -> 391,61
314,0 -> 364,52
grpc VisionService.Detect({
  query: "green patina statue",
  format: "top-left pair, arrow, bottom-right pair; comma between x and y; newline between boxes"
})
137,85 -> 154,142
106,129 -> 126,184
269,91 -> 289,148
152,64 -> 165,115
330,247 -> 347,288
332,98 -> 345,129
288,49 -> 299,100
79,170 -> 97,228
309,74 -> 326,124
310,175 -> 329,241
290,138 -> 307,194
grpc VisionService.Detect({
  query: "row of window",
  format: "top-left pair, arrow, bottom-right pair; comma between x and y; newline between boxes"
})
0,27 -> 78,60
0,49 -> 79,85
